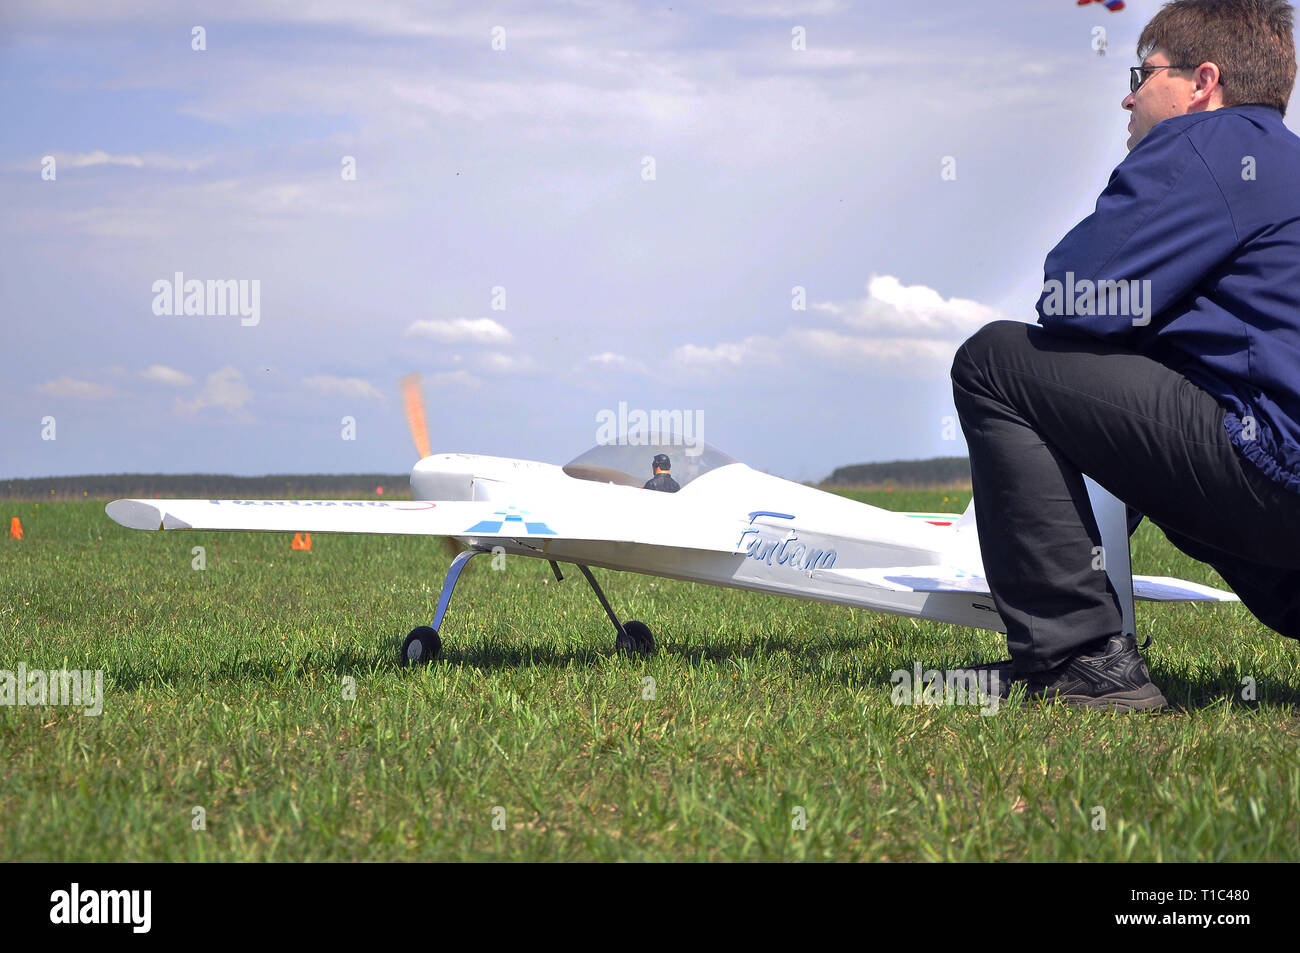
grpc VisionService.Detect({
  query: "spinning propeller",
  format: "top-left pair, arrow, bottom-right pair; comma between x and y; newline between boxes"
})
399,372 -> 432,461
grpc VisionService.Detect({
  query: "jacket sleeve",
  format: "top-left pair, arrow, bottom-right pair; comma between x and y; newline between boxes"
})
1035,121 -> 1239,341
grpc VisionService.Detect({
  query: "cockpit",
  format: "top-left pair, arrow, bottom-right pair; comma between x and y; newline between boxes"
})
562,438 -> 739,490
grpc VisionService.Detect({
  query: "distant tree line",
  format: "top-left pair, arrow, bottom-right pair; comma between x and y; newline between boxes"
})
3,457 -> 973,500
1,474 -> 412,501
823,456 -> 971,488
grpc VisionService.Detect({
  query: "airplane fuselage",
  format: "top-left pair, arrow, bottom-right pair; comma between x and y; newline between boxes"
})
410,452 -> 1005,632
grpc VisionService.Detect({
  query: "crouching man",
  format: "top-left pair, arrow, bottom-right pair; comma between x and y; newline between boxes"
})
952,0 -> 1300,710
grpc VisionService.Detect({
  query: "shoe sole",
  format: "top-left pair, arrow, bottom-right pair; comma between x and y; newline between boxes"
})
1033,682 -> 1168,712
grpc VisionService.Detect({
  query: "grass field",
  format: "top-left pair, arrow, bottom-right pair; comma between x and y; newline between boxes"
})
2,492 -> 1297,861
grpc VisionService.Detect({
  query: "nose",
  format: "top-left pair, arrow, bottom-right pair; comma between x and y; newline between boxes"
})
1122,90 -> 1135,111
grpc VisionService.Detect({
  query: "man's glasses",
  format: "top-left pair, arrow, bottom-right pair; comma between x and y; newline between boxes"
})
1129,64 -> 1215,94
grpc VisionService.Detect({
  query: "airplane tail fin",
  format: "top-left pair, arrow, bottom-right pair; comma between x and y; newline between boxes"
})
938,479 -> 1138,632
924,479 -> 1237,612
952,497 -> 977,532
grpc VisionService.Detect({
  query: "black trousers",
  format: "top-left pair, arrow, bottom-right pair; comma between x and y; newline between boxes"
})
950,320 -> 1300,675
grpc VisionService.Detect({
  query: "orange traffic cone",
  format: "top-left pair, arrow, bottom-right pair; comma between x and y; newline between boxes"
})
291,532 -> 312,551
8,517 -> 22,540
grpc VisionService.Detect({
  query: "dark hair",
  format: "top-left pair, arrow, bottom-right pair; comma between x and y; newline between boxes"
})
1138,0 -> 1296,115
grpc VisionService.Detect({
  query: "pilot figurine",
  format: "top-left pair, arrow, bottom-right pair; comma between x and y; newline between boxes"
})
643,453 -> 680,493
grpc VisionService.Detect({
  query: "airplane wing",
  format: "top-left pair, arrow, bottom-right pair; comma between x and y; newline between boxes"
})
105,497 -> 744,555
819,564 -> 1240,603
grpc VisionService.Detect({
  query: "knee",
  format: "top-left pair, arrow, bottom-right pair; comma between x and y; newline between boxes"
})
951,319 -> 1026,389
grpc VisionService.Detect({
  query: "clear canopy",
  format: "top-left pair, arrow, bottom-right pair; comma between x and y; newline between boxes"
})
563,437 -> 738,489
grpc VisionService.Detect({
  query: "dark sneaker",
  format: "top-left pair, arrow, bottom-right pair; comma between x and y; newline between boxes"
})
1026,634 -> 1167,712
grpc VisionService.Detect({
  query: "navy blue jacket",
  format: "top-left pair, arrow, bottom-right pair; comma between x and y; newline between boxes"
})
1036,104 -> 1300,496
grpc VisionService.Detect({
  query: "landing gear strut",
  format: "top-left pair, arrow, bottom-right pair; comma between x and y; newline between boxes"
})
399,547 -> 482,667
570,564 -> 655,657
398,549 -> 655,664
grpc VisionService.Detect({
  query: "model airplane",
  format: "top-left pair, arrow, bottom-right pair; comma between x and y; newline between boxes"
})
106,378 -> 1237,665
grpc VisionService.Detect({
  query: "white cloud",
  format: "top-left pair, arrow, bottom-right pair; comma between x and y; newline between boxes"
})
302,375 -> 384,400
671,276 -> 1020,378
479,352 -> 534,375
15,150 -> 207,174
406,318 -> 512,344
812,274 -> 1005,339
59,150 -> 143,169
673,336 -> 781,368
174,367 -> 253,416
35,377 -> 117,399
587,351 -> 652,375
139,364 -> 194,387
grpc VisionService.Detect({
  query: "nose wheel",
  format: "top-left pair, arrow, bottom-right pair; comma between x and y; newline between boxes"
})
398,548 -> 482,666
401,625 -> 442,665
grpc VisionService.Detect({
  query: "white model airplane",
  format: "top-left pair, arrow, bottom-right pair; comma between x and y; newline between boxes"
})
105,378 -> 1238,665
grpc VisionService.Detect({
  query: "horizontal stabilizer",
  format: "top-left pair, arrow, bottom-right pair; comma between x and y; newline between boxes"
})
835,565 -> 992,594
1131,576 -> 1240,602
819,565 -> 1238,603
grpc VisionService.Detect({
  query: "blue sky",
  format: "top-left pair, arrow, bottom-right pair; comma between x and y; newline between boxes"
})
4,0 -> 1295,484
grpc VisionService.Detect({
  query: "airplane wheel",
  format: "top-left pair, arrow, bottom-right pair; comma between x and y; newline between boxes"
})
616,620 -> 655,656
401,626 -> 442,666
